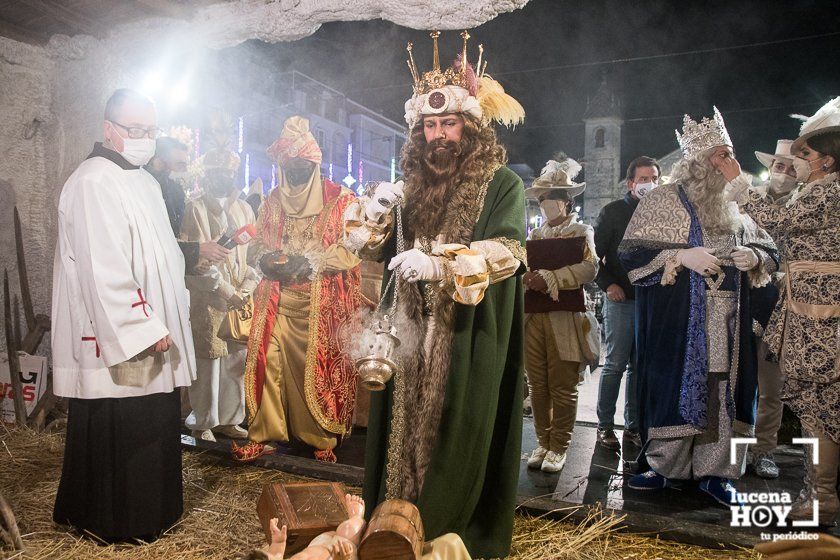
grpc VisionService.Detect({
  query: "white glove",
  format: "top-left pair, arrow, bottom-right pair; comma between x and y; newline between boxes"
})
724,173 -> 752,204
731,246 -> 759,271
365,180 -> 405,222
678,247 -> 722,277
388,248 -> 444,283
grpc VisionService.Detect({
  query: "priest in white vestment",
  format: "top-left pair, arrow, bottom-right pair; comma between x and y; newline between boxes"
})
51,88 -> 196,542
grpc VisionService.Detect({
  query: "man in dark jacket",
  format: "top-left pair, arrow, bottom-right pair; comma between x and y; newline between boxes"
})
146,136 -> 229,272
593,156 -> 660,450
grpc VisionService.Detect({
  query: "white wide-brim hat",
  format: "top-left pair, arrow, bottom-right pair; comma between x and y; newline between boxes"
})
524,157 -> 586,199
755,139 -> 794,169
524,178 -> 586,200
791,97 -> 840,152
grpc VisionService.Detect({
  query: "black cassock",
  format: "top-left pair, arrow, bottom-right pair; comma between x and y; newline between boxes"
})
53,390 -> 183,542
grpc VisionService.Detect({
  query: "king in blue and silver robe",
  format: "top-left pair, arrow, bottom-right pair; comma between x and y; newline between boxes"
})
618,181 -> 778,480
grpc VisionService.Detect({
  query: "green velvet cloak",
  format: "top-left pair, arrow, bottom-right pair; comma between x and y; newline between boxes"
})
363,166 -> 526,559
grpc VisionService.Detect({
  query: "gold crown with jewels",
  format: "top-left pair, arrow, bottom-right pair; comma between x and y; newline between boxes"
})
406,30 -> 485,96
676,106 -> 733,160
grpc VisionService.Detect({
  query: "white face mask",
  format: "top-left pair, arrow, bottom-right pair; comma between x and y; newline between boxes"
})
767,171 -> 797,195
791,157 -> 812,183
108,122 -> 156,166
121,137 -> 156,166
791,155 -> 830,183
539,199 -> 566,222
632,181 -> 657,198
169,170 -> 189,181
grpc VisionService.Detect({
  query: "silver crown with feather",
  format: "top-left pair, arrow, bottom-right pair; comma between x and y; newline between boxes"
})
675,106 -> 732,160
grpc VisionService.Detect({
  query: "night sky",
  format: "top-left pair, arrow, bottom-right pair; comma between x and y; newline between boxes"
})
248,0 -> 840,177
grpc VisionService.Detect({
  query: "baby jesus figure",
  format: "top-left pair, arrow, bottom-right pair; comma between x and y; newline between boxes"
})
263,494 -> 366,560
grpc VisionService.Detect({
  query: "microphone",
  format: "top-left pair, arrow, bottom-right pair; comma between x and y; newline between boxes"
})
216,227 -> 235,249
219,224 -> 257,249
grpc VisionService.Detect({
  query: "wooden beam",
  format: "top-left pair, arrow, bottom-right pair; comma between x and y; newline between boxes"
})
180,436 -> 366,486
0,17 -> 50,45
14,0 -> 104,38
14,208 -> 35,332
134,0 -> 192,20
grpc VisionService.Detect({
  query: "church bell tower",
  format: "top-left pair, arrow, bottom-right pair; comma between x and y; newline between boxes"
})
582,76 -> 623,222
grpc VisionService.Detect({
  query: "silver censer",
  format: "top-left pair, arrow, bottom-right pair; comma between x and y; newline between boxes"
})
355,185 -> 406,391
356,314 -> 401,391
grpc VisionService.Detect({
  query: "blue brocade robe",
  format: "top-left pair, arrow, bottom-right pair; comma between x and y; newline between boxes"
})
618,183 -> 779,440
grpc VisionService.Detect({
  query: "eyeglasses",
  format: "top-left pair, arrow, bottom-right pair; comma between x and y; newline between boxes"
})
109,121 -> 162,139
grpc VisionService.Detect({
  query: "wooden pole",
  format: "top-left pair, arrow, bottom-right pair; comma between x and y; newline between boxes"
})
14,208 -> 35,331
0,490 -> 24,551
3,270 -> 27,426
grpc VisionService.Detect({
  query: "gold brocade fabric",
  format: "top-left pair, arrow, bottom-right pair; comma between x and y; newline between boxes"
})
524,313 -> 582,454
282,215 -> 318,254
246,289 -> 337,450
181,194 -> 257,359
278,169 -> 324,218
621,183 -> 691,248
245,182 -> 362,440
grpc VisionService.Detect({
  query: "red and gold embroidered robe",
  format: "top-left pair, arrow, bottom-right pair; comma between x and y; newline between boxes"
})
245,180 -> 362,440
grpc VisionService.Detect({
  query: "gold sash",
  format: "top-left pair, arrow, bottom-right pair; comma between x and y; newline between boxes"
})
784,260 -> 840,319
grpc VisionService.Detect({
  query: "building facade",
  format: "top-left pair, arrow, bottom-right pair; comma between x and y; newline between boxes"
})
190,45 -> 406,196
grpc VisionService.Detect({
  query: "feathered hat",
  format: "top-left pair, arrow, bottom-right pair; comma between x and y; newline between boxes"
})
790,96 -> 840,152
403,30 -> 525,129
524,154 -> 586,200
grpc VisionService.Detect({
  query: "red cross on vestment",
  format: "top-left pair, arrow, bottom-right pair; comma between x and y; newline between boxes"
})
81,336 -> 100,358
131,288 -> 151,317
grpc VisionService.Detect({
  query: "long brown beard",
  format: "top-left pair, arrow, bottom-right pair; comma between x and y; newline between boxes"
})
400,118 -> 507,241
405,139 -> 463,239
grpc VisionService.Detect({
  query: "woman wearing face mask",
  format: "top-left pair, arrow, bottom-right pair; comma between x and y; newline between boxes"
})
521,156 -> 600,474
731,98 -> 840,526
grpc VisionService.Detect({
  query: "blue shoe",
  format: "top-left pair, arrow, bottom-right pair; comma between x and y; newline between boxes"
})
628,469 -> 671,490
699,477 -> 742,507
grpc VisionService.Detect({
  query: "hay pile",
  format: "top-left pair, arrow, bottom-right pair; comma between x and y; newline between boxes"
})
509,508 -> 757,559
0,425 -> 758,560
1,424 -> 306,559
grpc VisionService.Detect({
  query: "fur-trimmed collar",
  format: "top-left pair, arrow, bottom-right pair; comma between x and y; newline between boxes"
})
387,165 -> 498,501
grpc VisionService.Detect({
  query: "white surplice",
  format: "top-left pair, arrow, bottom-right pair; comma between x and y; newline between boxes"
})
52,151 -> 196,399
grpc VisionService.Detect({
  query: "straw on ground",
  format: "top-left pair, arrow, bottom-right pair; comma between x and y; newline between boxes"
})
0,425 -> 758,559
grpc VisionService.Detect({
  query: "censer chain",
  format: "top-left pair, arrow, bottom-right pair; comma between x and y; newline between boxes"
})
384,202 -> 407,499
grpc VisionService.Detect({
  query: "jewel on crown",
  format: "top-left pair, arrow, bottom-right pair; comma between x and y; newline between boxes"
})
406,30 -> 484,96
675,106 -> 733,160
